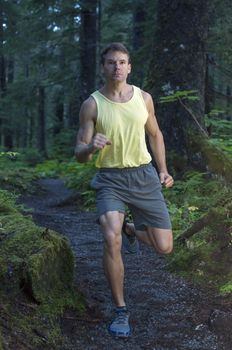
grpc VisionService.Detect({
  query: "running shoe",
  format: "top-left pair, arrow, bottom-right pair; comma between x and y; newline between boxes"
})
108,307 -> 131,338
122,220 -> 139,254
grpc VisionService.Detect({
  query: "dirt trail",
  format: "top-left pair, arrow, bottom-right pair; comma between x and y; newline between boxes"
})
21,178 -> 231,350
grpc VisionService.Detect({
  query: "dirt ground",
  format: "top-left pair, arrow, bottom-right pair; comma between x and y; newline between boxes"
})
20,178 -> 232,350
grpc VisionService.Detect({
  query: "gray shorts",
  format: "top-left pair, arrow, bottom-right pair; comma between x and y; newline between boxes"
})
90,163 -> 171,230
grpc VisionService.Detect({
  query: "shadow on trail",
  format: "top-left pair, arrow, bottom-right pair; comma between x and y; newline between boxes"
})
21,178 -> 231,350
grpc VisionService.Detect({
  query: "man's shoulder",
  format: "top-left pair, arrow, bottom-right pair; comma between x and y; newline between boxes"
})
80,95 -> 97,120
82,94 -> 97,108
139,88 -> 152,102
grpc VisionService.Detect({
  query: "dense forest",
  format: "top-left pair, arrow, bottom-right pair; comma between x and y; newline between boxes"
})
0,0 -> 232,349
0,0 -> 232,160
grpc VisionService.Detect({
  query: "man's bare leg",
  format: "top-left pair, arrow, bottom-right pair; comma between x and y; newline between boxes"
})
125,222 -> 173,254
100,211 -> 125,306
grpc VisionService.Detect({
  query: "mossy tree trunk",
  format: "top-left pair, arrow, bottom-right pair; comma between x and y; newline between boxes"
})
147,0 -> 209,168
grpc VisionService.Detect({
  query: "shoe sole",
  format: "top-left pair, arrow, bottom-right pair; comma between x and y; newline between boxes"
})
108,328 -> 131,338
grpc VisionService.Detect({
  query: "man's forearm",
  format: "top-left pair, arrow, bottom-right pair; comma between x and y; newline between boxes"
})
75,143 -> 93,163
148,132 -> 168,173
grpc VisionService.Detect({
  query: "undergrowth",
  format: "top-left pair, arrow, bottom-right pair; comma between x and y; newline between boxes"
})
0,152 -> 38,193
163,171 -> 232,296
36,156 -> 97,209
206,115 -> 232,161
0,154 -> 85,348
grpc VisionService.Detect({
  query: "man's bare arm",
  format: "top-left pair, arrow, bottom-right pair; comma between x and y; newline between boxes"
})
75,97 -> 111,163
143,91 -> 174,188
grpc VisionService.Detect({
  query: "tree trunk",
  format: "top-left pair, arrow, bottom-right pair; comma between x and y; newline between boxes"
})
37,86 -> 47,157
21,63 -> 30,148
147,0 -> 209,168
95,0 -> 102,88
0,4 -> 6,97
7,56 -> 14,83
132,0 -> 146,86
53,87 -> 64,135
226,85 -> 231,120
3,56 -> 14,149
79,0 -> 97,102
0,6 -> 6,147
0,54 -> 6,97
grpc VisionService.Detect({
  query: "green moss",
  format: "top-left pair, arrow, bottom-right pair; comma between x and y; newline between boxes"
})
0,189 -> 85,348
0,200 -> 75,301
26,229 -> 74,303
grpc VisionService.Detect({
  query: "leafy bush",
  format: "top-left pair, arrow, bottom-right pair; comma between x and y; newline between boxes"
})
0,152 -> 38,193
50,128 -> 76,160
35,157 -> 97,209
206,115 -> 232,160
35,159 -> 65,178
164,170 -> 232,293
19,148 -> 44,165
64,158 -> 97,209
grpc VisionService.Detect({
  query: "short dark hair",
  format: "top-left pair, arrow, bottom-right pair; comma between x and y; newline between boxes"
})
100,42 -> 130,65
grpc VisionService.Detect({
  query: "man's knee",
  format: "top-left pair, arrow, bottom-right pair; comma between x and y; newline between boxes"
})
157,243 -> 173,255
104,230 -> 122,256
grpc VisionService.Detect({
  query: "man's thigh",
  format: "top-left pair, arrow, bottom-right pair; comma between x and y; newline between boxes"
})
146,226 -> 173,254
99,211 -> 125,234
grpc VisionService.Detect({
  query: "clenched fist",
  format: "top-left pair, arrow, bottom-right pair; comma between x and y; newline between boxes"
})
90,133 -> 112,153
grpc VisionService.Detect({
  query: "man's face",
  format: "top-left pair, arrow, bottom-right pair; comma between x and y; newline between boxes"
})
102,50 -> 131,82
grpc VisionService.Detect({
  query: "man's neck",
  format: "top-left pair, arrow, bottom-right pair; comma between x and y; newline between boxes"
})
102,81 -> 129,95
100,82 -> 134,103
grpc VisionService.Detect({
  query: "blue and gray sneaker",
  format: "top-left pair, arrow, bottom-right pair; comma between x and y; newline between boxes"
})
108,307 -> 131,338
122,220 -> 139,254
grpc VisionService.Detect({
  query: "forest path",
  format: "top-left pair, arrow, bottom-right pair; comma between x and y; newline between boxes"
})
21,178 -> 230,350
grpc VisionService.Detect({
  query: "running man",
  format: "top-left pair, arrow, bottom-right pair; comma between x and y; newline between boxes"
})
75,42 -> 174,338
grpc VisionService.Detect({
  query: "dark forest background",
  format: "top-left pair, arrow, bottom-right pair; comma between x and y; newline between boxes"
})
0,0 -> 232,165
0,1 -> 232,348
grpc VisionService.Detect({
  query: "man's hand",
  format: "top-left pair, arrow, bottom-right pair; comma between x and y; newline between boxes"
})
90,133 -> 112,153
159,172 -> 174,188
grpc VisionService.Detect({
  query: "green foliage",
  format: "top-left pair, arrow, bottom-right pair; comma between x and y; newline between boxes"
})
63,158 -> 97,209
101,0 -> 133,46
164,170 -> 232,294
0,151 -> 19,159
36,157 -> 97,209
205,115 -> 232,136
205,115 -> 232,160
35,159 -> 67,178
0,154 -> 38,193
220,281 -> 232,295
50,128 -> 76,160
207,109 -> 225,117
19,148 -> 45,165
164,171 -> 227,231
159,90 -> 199,104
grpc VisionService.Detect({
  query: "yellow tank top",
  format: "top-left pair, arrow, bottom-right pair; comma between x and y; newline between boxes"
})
91,85 -> 152,168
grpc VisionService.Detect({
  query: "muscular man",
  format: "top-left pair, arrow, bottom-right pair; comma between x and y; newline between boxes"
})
75,42 -> 174,338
